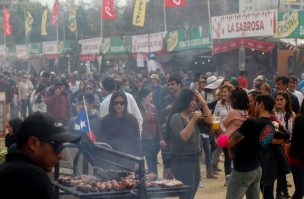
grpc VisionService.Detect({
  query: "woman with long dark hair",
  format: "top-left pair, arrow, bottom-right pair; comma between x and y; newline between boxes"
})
274,91 -> 295,198
288,100 -> 304,199
137,88 -> 165,175
168,88 -> 212,199
100,91 -> 140,157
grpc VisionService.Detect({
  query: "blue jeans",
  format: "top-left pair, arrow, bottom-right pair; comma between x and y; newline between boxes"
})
141,138 -> 160,174
226,166 -> 262,199
201,136 -> 212,167
290,165 -> 304,199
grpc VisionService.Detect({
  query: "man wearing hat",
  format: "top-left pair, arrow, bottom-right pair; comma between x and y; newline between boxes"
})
204,76 -> 224,103
0,112 -> 81,199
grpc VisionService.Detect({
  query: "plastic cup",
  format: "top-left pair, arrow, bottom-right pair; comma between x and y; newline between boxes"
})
212,116 -> 221,130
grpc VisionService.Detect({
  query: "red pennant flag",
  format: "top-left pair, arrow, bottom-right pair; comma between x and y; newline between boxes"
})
3,7 -> 12,36
164,0 -> 186,7
50,0 -> 59,26
101,0 -> 117,19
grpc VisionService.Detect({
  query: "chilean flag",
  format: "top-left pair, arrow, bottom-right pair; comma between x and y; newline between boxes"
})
75,110 -> 96,143
101,0 -> 117,20
164,0 -> 186,7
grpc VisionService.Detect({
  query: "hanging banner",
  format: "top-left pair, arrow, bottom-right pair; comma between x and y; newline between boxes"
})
167,26 -> 211,52
165,0 -> 186,7
79,37 -> 100,61
211,10 -> 277,39
43,41 -> 59,59
101,0 -> 117,20
25,11 -> 34,36
69,0 -> 77,32
276,11 -> 304,38
137,53 -> 145,67
0,45 -> 6,56
132,0 -> 147,27
50,0 -> 59,26
213,38 -> 275,55
132,32 -> 165,53
3,7 -> 12,36
102,37 -> 129,54
41,9 -> 48,35
16,45 -> 27,58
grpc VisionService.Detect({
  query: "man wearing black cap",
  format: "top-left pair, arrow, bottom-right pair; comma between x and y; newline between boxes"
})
0,112 -> 81,199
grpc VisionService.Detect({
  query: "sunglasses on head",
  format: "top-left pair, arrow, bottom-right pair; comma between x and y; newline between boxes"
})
114,101 -> 124,106
39,138 -> 64,154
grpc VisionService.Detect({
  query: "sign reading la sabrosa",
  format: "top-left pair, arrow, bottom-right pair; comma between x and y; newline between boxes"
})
212,10 -> 277,39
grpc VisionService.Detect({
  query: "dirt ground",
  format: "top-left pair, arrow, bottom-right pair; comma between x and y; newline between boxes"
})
155,153 -> 295,199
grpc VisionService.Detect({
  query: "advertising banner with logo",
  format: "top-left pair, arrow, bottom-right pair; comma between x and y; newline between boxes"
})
102,37 -> 129,54
79,37 -> 100,61
16,45 -> 27,58
211,10 -> 277,39
276,11 -> 304,38
0,45 -> 6,56
132,0 -> 147,27
43,41 -> 59,59
132,32 -> 165,53
167,26 -> 211,52
28,43 -> 42,55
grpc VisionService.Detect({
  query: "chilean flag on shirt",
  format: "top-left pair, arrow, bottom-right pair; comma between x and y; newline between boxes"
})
164,0 -> 186,7
75,110 -> 96,143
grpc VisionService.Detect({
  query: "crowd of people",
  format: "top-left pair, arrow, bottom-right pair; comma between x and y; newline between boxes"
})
0,68 -> 303,199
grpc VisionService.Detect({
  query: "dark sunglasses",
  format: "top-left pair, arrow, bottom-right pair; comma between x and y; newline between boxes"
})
86,87 -> 93,90
114,101 -> 124,106
39,138 -> 64,154
199,81 -> 206,84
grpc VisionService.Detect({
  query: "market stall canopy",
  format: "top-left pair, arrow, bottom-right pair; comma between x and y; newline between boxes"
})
213,38 -> 275,55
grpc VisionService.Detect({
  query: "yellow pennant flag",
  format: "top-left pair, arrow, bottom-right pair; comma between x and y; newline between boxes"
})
25,11 -> 33,35
69,0 -> 77,32
133,0 -> 147,27
41,9 -> 48,36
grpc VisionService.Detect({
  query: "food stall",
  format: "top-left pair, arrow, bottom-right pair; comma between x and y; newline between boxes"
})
52,135 -> 189,199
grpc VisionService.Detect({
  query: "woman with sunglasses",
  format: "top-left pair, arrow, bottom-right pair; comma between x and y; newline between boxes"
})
168,88 -> 212,199
100,91 -> 140,158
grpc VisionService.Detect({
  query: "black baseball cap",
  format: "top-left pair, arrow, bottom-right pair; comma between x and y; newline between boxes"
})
16,112 -> 81,145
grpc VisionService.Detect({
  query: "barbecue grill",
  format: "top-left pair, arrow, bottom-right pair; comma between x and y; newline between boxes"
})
53,134 -> 189,199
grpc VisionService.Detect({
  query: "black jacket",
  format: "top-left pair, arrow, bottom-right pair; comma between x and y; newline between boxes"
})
0,153 -> 54,199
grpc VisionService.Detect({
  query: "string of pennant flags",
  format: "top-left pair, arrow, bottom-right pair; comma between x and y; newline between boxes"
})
3,0 -> 188,37
1,0 -> 304,59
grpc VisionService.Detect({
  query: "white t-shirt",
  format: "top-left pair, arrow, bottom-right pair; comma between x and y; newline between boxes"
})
289,90 -> 304,106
